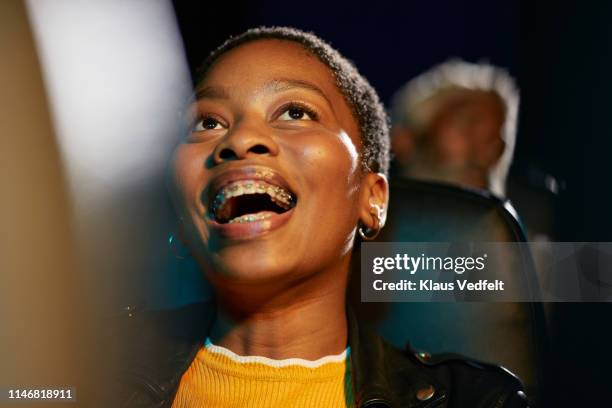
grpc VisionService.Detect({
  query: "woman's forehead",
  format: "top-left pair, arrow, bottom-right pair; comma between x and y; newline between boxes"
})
198,39 -> 339,96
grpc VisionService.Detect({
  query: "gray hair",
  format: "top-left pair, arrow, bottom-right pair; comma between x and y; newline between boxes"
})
391,59 -> 520,197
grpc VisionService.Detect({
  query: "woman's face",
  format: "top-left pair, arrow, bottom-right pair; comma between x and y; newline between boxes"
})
170,40 -> 376,287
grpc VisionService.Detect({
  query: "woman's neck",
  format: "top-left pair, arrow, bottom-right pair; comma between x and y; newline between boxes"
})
209,264 -> 350,360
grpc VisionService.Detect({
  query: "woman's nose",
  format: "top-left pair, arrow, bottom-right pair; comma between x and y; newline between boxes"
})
212,121 -> 279,164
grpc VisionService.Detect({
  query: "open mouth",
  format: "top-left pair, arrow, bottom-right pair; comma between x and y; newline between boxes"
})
210,180 -> 297,224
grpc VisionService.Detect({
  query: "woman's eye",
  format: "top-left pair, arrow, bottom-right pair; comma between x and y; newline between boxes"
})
193,117 -> 223,131
278,106 -> 315,121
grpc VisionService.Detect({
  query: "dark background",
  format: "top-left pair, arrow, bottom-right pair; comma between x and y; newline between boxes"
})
170,1 -> 612,405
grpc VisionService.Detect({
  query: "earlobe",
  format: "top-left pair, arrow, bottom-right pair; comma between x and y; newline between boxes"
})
370,202 -> 386,228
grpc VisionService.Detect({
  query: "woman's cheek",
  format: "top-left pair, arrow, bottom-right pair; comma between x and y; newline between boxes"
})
172,146 -> 206,206
297,130 -> 360,181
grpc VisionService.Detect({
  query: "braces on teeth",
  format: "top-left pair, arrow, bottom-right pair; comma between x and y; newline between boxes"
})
211,180 -> 295,223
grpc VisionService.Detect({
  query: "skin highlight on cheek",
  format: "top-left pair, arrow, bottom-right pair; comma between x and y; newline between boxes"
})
338,130 -> 360,174
337,129 -> 361,195
298,128 -> 360,180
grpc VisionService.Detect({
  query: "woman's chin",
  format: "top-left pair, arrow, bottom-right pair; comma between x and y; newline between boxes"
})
206,247 -> 301,284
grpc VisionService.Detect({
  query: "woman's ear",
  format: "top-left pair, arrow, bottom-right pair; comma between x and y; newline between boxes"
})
358,172 -> 389,230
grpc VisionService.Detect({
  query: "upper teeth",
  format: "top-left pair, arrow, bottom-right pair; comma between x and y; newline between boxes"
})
212,179 -> 295,214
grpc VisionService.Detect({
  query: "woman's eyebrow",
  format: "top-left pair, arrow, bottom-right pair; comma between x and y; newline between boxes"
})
195,86 -> 229,100
265,78 -> 335,112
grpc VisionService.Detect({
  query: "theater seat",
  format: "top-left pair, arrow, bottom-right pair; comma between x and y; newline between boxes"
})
381,179 -> 527,242
368,178 -> 545,397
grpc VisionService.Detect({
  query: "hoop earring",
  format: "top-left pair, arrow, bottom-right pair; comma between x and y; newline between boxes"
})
168,234 -> 190,259
358,225 -> 380,240
358,209 -> 381,241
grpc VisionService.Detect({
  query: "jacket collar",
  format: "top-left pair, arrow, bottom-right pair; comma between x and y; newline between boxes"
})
347,307 -> 447,408
348,306 -> 395,407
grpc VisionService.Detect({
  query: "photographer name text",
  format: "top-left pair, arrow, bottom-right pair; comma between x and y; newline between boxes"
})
373,279 -> 504,292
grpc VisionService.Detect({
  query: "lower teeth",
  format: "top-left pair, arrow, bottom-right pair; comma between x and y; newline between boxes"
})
228,213 -> 273,224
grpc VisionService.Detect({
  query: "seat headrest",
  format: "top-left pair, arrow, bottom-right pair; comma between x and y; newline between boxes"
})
380,179 -> 526,242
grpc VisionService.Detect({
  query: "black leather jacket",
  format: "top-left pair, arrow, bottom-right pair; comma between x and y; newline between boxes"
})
114,302 -> 529,408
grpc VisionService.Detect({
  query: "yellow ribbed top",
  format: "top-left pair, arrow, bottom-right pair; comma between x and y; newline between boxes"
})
171,339 -> 354,408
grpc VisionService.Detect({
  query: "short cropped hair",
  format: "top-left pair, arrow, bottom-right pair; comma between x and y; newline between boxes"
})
391,59 -> 520,197
196,26 -> 390,177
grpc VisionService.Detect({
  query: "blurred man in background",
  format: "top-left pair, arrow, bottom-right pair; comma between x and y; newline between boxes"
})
389,59 -> 561,244
390,59 -> 519,198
